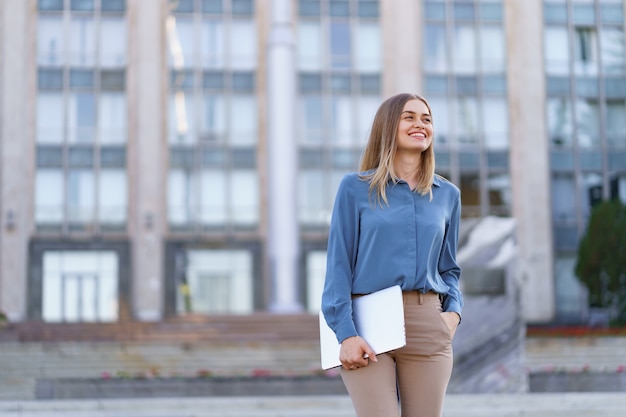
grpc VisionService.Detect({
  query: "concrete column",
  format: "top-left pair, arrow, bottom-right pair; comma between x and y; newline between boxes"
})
380,0 -> 422,96
506,0 -> 555,322
0,0 -> 36,321
126,0 -> 168,321
266,0 -> 302,312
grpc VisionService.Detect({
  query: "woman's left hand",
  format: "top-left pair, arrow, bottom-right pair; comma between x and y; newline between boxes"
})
440,311 -> 460,339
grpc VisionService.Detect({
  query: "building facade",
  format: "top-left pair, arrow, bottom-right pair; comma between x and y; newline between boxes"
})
0,0 -> 624,325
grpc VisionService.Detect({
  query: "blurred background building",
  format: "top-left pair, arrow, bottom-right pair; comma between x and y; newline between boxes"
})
0,0 -> 625,328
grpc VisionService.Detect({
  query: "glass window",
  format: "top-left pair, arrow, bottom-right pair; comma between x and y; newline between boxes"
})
100,17 -> 126,67
228,96 -> 257,145
202,0 -> 222,13
297,22 -> 323,71
168,92 -> 196,144
42,251 -> 119,322
231,170 -> 258,225
544,3 -> 568,24
456,97 -> 479,144
354,22 -> 381,72
300,95 -> 323,143
356,96 -> 379,146
572,3 -> 595,26
70,15 -> 96,67
39,0 -> 64,11
429,97 -> 451,146
330,95 -> 353,144
330,21 -> 351,69
170,17 -> 194,68
231,20 -> 256,70
554,255 -> 587,321
306,250 -> 327,312
67,169 -> 95,223
547,98 -> 574,147
232,0 -> 254,15
581,172 -> 603,220
452,25 -> 476,74
600,3 -> 624,25
600,28 -> 624,75
99,93 -> 127,144
460,172 -> 481,217
606,99 -> 626,147
36,169 -> 64,224
574,27 -> 598,75
483,98 -> 508,149
480,26 -> 504,73
38,16 -> 64,66
201,19 -> 224,69
487,173 -> 511,215
298,170 -> 326,224
99,169 -> 127,224
551,174 -> 576,222
424,24 -> 448,73
545,27 -> 570,75
71,0 -> 94,11
37,93 -> 65,144
201,94 -> 226,142
68,92 -> 96,143
181,250 -> 253,314
101,0 -> 126,12
200,170 -> 226,225
576,98 -> 600,148
168,169 -> 197,226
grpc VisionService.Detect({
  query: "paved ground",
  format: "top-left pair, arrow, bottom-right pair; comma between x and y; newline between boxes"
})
2,393 -> 626,417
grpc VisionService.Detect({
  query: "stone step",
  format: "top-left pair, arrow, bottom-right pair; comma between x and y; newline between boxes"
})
1,393 -> 626,417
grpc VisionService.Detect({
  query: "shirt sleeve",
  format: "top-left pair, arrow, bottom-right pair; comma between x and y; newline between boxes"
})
439,191 -> 463,319
321,175 -> 360,343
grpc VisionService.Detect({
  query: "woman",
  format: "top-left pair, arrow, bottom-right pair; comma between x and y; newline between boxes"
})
321,93 -> 463,417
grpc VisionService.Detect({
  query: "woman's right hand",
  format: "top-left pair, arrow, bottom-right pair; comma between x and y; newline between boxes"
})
339,336 -> 377,370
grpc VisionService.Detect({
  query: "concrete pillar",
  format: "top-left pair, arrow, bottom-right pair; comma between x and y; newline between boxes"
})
126,0 -> 168,321
0,0 -> 36,321
506,0 -> 555,322
266,0 -> 302,312
381,0 -> 422,96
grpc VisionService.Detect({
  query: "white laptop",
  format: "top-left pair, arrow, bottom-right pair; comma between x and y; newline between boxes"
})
319,285 -> 406,370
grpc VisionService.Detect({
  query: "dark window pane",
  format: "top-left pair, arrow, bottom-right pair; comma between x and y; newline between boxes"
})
487,151 -> 508,169
202,0 -> 222,13
101,0 -> 125,12
71,0 -> 94,11
572,4 -> 595,25
330,1 -> 350,17
601,4 -> 624,25
36,146 -> 64,168
425,2 -> 445,20
232,72 -> 255,91
39,0 -> 64,11
332,149 -> 355,168
605,78 -> 626,98
608,151 -> 626,170
202,148 -> 226,166
480,2 -> 502,21
551,151 -> 575,171
170,147 -> 195,168
100,147 -> 126,167
483,75 -> 506,95
101,70 -> 126,90
459,152 -> 480,169
203,71 -> 224,89
358,1 -> 378,18
456,76 -> 477,95
424,75 -> 448,95
544,4 -> 567,24
547,76 -> 570,95
435,151 -> 450,169
38,69 -> 64,90
299,73 -> 322,92
232,148 -> 256,168
360,74 -> 380,93
68,146 -> 94,167
171,70 -> 195,89
553,226 -> 579,251
299,0 -> 321,16
232,0 -> 253,15
580,151 -> 602,170
300,149 -> 324,168
454,3 -> 474,20
576,77 -> 598,97
70,69 -> 95,88
330,74 -> 351,93
173,0 -> 195,13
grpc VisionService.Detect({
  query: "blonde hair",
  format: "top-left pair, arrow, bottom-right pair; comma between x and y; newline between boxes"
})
359,93 -> 436,205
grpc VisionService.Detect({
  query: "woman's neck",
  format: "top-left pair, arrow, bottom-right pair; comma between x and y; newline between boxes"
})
393,153 -> 422,190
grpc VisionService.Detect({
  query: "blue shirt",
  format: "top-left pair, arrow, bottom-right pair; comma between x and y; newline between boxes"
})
321,172 -> 463,343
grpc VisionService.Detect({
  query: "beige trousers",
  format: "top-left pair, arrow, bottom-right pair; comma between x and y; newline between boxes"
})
340,291 -> 453,417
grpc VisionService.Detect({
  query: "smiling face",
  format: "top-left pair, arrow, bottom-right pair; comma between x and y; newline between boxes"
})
395,99 -> 433,155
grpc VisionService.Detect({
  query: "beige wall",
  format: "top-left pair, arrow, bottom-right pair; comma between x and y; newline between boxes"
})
126,0 -> 168,321
506,0 -> 555,322
0,0 -> 36,321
